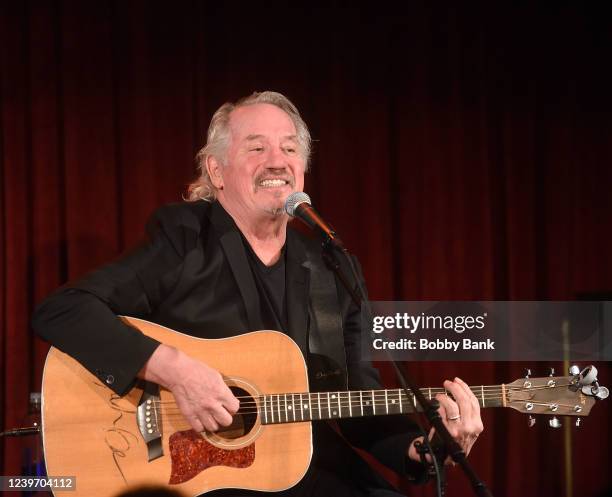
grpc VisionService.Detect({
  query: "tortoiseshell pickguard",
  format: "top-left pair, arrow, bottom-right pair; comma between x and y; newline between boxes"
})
168,430 -> 255,484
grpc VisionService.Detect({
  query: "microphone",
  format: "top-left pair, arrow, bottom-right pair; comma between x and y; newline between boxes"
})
285,192 -> 345,250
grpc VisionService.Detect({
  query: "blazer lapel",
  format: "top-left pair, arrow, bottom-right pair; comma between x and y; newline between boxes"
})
209,202 -> 264,330
285,229 -> 310,356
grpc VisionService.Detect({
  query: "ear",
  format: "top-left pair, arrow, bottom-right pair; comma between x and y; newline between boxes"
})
206,156 -> 224,189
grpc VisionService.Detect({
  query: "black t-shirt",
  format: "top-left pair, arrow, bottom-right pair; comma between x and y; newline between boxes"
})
242,237 -> 288,333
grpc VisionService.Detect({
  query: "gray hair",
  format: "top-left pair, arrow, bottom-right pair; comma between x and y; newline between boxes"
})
186,91 -> 312,202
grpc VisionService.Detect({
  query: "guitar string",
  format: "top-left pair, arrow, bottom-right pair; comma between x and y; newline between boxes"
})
152,397 -> 569,413
149,383 -> 572,407
157,401 -> 508,414
161,382 -> 571,396
152,392 -> 566,412
149,385 -> 560,404
154,390 -> 510,406
148,383 -> 558,397
136,384 -> 581,420
151,390 -> 583,419
154,391 -> 574,414
155,398 -> 585,419
151,392 -> 508,409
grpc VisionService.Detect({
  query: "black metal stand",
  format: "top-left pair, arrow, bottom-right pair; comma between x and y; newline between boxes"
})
321,241 -> 493,497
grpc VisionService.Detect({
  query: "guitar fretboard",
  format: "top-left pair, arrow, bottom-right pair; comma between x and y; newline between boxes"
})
257,387 -> 504,424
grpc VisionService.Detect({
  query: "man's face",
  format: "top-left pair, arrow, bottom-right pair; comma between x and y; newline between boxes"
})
215,103 -> 306,219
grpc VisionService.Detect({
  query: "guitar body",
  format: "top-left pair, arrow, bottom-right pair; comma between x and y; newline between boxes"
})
41,317 -> 312,496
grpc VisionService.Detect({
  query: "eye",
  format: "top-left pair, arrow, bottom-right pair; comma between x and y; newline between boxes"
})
249,147 -> 264,152
284,147 -> 297,154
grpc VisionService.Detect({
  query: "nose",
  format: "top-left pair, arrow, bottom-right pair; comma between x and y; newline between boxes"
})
266,146 -> 289,170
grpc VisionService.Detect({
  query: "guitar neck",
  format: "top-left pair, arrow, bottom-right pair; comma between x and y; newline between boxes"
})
258,385 -> 504,425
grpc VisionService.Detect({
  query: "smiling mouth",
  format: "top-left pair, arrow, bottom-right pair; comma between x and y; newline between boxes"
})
258,178 -> 291,188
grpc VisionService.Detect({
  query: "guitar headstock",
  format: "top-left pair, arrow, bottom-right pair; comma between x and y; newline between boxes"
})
505,365 -> 608,427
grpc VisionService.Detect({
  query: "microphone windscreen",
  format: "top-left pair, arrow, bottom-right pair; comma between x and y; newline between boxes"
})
285,192 -> 311,217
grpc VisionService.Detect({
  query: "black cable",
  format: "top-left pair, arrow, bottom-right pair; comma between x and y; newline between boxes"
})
340,245 -> 493,497
342,249 -> 445,497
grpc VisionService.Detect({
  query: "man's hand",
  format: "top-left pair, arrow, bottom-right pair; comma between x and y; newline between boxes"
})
139,344 -> 239,433
407,377 -> 483,465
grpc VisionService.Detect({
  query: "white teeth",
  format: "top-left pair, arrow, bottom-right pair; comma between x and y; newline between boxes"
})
260,179 -> 287,187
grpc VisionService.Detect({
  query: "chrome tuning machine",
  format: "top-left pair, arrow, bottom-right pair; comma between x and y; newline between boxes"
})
576,365 -> 609,400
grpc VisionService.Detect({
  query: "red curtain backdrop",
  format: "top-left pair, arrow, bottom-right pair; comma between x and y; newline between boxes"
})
2,2 -> 611,496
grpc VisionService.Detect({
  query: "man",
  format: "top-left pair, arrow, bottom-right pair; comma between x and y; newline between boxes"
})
33,91 -> 482,496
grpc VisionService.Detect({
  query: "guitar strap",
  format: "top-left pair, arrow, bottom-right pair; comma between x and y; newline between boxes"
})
305,247 -> 348,392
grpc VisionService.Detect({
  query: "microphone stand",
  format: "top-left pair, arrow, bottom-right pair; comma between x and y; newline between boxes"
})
320,241 -> 493,497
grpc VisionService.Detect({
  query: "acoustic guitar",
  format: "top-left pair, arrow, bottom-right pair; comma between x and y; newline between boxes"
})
41,317 -> 606,496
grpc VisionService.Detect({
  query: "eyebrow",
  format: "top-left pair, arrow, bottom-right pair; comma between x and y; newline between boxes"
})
244,134 -> 299,143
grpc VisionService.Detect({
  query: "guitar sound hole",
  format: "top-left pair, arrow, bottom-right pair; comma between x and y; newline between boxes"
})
215,387 -> 257,440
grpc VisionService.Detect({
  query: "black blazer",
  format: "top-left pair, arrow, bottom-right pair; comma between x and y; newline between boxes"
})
32,200 -> 424,479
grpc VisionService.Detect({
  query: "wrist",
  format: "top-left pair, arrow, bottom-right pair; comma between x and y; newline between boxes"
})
138,343 -> 183,388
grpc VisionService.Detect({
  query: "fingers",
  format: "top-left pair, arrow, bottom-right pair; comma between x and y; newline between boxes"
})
220,382 -> 240,415
174,395 -> 211,432
143,346 -> 241,433
443,378 -> 473,421
435,377 -> 484,460
455,377 -> 481,414
177,393 -> 235,433
202,413 -> 219,432
435,392 -> 462,438
409,378 -> 484,467
208,374 -> 239,427
168,355 -> 240,433
187,413 -> 204,433
188,408 -> 231,433
198,375 -> 238,430
211,405 -> 234,428
451,377 -> 484,437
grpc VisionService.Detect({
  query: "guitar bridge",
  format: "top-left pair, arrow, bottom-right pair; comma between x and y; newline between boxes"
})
137,381 -> 163,461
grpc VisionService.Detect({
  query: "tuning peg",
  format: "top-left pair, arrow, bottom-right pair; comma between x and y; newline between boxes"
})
575,417 -> 581,427
523,368 -> 533,388
528,415 -> 536,427
579,365 -> 598,385
549,367 -> 555,377
569,365 -> 580,376
549,417 -> 562,429
594,385 -> 609,400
